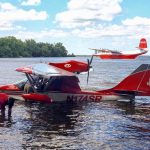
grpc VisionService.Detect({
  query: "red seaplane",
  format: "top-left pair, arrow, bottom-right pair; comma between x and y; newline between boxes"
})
0,60 -> 150,104
90,38 -> 148,59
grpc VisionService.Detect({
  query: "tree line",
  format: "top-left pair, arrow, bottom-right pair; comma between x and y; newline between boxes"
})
0,36 -> 75,57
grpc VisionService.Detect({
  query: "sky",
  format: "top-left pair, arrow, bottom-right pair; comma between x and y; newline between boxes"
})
0,0 -> 150,55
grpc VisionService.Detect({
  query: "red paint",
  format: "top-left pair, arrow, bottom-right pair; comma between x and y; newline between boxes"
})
139,38 -> 147,49
16,67 -> 32,74
0,84 -> 20,91
22,93 -> 52,103
113,68 -> 150,96
113,72 -> 144,91
95,51 -> 147,59
136,70 -> 150,96
49,60 -> 89,73
0,93 -> 8,109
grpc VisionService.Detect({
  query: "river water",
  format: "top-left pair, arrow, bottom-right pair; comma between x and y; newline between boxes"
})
0,57 -> 150,150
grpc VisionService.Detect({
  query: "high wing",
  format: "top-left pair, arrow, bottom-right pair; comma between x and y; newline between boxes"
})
49,60 -> 90,74
16,63 -> 75,77
89,48 -> 121,54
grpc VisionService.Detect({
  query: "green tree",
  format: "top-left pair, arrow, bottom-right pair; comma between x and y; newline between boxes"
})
0,36 -> 72,58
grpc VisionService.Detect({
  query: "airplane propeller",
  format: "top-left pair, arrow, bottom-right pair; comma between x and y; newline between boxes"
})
87,55 -> 94,84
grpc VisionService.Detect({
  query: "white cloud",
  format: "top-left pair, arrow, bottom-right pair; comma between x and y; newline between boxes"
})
0,21 -> 26,31
14,29 -> 69,40
122,16 -> 150,26
0,3 -> 47,22
15,23 -> 149,41
10,18 -> 150,41
71,23 -> 150,39
21,0 -> 41,6
0,22 -> 14,31
72,25 -> 125,38
55,0 -> 122,28
0,9 -> 47,21
0,2 -> 16,10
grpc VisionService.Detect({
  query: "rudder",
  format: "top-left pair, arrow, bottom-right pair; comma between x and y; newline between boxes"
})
139,38 -> 147,49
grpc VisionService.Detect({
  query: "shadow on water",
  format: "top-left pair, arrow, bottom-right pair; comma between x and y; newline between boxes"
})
21,101 -> 85,149
0,114 -> 12,128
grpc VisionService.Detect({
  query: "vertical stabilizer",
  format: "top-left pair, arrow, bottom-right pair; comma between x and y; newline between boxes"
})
113,64 -> 150,96
139,38 -> 147,49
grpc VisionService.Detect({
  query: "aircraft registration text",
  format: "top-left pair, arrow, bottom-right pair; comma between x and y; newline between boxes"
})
66,95 -> 102,102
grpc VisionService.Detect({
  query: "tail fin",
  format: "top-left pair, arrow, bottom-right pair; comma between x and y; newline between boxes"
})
113,64 -> 150,96
139,38 -> 147,49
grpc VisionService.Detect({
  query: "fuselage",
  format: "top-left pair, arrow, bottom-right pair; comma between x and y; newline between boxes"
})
95,50 -> 147,59
21,90 -> 126,103
0,87 -> 126,102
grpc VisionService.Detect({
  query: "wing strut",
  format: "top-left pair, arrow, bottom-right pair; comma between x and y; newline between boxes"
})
25,73 -> 36,93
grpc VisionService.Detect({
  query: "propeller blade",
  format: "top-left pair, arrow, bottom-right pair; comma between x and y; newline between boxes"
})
87,68 -> 90,84
87,58 -> 90,69
86,58 -> 90,84
89,55 -> 94,65
86,55 -> 94,84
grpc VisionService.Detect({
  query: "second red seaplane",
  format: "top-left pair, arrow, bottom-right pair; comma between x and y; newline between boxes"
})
0,59 -> 150,104
90,38 -> 148,59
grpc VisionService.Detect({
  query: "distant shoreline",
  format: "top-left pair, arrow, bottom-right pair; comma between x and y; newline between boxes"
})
0,55 -> 149,59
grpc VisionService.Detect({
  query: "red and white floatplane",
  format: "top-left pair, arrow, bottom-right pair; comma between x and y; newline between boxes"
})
90,38 -> 148,59
0,60 -> 150,104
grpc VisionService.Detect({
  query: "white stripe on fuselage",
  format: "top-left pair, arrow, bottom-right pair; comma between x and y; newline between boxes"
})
0,90 -> 124,102
47,92 -> 123,102
9,95 -> 25,100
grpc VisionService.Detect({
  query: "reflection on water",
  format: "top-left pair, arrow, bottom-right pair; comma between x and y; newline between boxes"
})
0,57 -> 150,149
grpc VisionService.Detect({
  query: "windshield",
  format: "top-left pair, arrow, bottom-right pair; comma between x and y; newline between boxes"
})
14,78 -> 28,90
